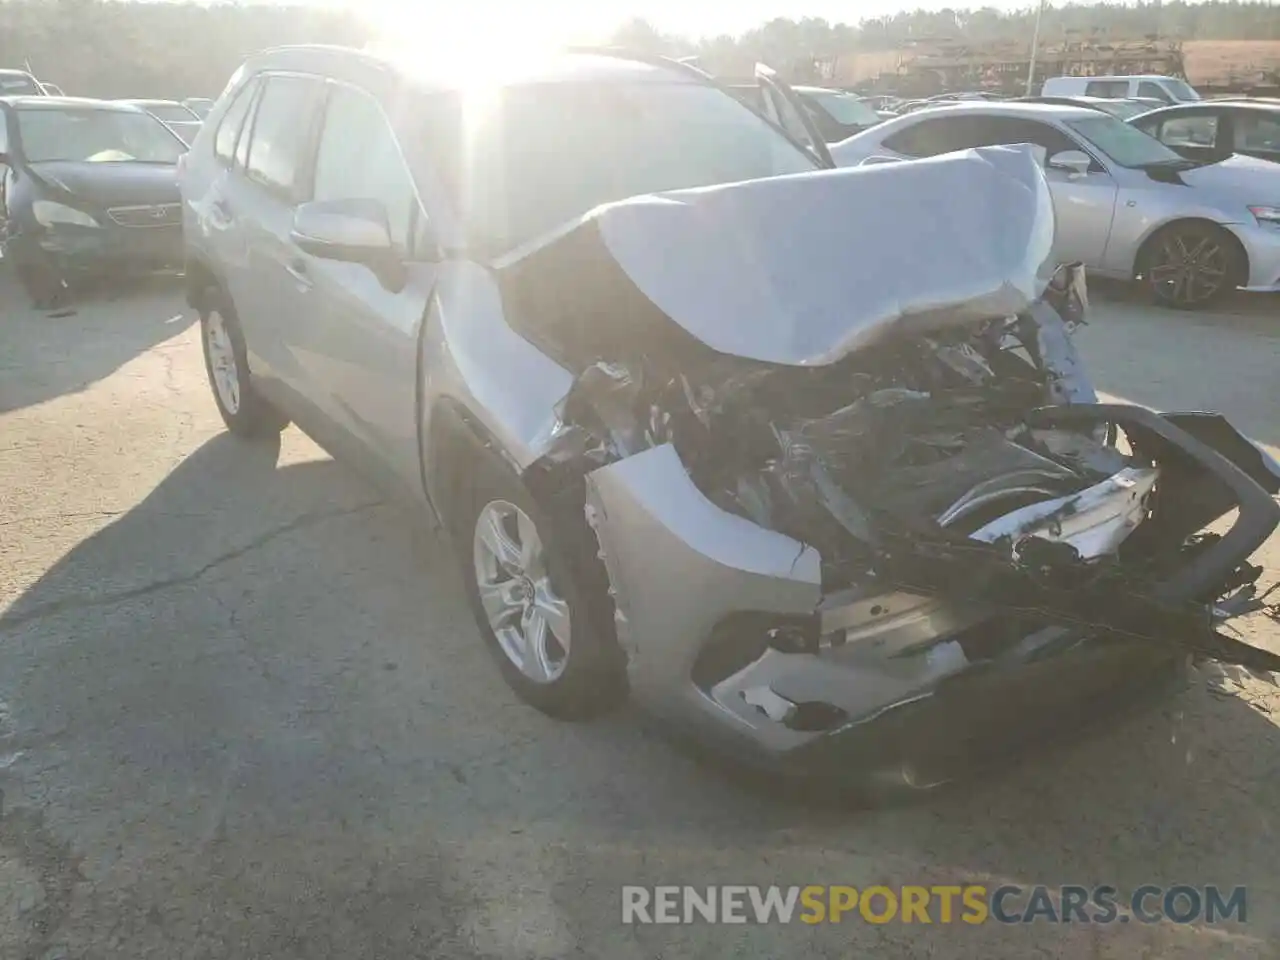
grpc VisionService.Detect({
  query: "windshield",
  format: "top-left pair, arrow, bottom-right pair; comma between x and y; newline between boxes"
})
804,91 -> 880,127
1064,114 -> 1184,167
1166,78 -> 1201,102
425,81 -> 818,251
141,103 -> 197,123
17,107 -> 186,163
0,72 -> 41,96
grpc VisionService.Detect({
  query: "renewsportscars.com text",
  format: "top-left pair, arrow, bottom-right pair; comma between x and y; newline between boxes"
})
621,884 -> 1247,925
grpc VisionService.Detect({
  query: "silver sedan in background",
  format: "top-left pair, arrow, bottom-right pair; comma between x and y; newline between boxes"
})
830,102 -> 1280,309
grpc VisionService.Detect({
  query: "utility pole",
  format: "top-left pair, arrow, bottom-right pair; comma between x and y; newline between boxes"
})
1026,0 -> 1047,95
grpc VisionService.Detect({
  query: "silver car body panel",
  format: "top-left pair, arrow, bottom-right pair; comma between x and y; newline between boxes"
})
422,260 -> 576,472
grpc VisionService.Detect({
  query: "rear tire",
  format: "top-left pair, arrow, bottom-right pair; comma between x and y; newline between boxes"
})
200,299 -> 288,439
1140,221 -> 1243,310
448,439 -> 625,720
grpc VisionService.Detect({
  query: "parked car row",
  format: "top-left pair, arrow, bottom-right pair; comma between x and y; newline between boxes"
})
176,45 -> 1280,794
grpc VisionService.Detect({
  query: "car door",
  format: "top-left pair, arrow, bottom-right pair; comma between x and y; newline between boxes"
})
232,72 -> 326,395
293,80 -> 438,492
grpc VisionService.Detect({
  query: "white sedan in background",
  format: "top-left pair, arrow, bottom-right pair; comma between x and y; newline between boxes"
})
828,102 -> 1280,309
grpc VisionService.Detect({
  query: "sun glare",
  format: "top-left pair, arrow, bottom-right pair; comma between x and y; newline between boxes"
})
362,0 -> 611,86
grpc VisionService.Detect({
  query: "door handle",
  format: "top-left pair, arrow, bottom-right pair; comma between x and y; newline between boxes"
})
285,258 -> 312,288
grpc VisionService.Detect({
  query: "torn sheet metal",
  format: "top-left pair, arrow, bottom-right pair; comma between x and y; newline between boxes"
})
500,144 -> 1056,367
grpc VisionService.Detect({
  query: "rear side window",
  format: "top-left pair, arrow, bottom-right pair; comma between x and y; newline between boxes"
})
243,75 -> 321,202
214,77 -> 259,165
1085,80 -> 1129,98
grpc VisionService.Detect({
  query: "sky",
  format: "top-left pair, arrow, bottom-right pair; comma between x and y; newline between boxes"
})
357,0 -> 1041,48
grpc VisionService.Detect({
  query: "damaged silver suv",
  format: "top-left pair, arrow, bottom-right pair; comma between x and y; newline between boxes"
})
182,45 -> 1280,792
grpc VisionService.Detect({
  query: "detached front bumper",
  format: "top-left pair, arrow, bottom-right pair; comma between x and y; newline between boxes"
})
583,406 -> 1280,788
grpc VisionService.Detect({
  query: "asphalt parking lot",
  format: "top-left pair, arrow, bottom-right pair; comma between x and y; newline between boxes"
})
3,279 -> 1280,959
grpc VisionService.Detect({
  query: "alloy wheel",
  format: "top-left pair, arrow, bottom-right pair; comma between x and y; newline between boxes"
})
1148,230 -> 1230,307
472,500 -> 572,684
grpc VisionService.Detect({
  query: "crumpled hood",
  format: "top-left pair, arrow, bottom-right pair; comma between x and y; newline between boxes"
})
503,144 -> 1055,367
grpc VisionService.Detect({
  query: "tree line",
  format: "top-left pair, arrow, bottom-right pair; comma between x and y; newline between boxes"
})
1,0 -> 1277,98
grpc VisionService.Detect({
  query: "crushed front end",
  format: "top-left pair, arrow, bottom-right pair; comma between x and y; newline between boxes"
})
503,146 -> 1280,787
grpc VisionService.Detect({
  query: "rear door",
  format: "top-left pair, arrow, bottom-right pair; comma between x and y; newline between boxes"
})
295,81 -> 438,489
233,73 -> 326,393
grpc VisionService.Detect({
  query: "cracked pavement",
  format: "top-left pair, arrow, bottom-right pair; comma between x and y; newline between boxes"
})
3,279 -> 1280,958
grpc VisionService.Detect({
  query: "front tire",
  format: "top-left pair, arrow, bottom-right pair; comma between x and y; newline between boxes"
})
1140,222 -> 1243,310
16,258 -> 65,310
450,442 -> 625,720
200,301 -> 288,438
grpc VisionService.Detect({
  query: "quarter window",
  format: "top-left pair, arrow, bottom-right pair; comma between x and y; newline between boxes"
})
312,84 -> 422,253
214,77 -> 259,166
243,75 -> 320,202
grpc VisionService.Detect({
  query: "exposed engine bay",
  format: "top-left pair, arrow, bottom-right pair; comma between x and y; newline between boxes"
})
496,145 -> 1280,781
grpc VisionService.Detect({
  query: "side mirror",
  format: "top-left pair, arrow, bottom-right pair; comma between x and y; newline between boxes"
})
290,198 -> 404,290
1047,149 -> 1092,176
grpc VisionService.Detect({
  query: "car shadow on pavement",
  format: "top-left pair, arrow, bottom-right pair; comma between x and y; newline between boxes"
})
4,431 -> 1280,956
0,276 -> 193,415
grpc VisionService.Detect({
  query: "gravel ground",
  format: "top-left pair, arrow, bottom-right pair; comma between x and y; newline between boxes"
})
2,279 -> 1280,959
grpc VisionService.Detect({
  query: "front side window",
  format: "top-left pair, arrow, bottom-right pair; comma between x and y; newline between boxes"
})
1159,113 -> 1219,147
15,107 -> 185,163
418,80 -> 818,252
1163,78 -> 1201,102
214,77 -> 259,164
1064,114 -> 1184,168
1138,81 -> 1175,104
312,84 -> 420,252
244,75 -> 320,201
